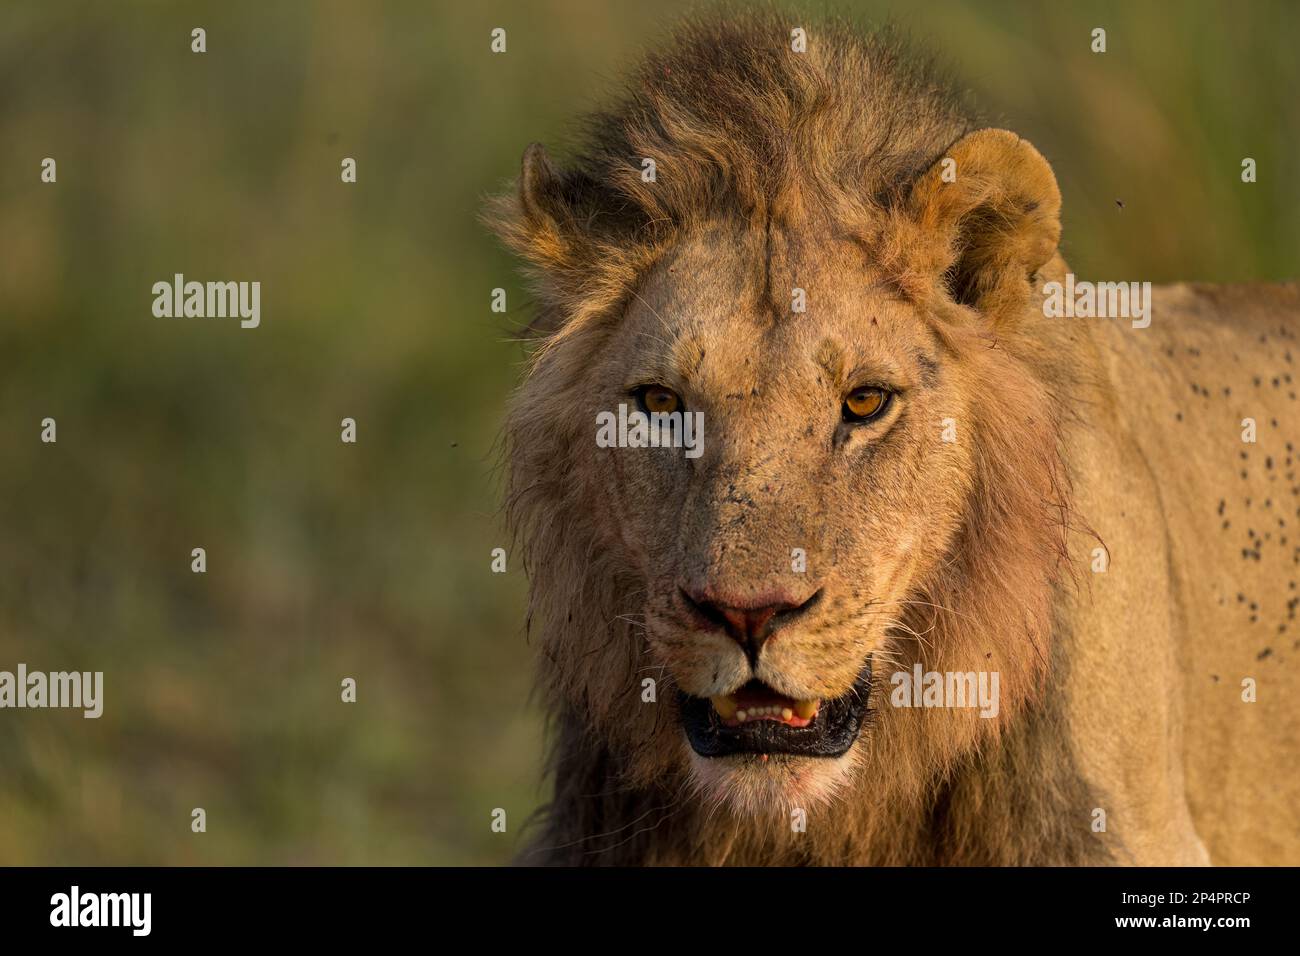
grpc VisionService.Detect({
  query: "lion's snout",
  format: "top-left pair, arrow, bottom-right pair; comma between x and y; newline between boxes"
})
677,585 -> 822,666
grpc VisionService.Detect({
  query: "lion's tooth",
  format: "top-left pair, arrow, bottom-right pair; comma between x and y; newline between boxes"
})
794,699 -> 819,719
781,707 -> 794,720
711,695 -> 738,720
736,708 -> 748,721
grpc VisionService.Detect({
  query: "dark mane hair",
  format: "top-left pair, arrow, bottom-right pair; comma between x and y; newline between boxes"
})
580,12 -> 973,226
485,11 -> 976,338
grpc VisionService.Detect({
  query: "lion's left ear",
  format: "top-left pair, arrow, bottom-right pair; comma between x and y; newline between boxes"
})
902,129 -> 1061,318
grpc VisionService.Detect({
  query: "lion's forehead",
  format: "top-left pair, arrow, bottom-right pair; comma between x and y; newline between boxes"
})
643,225 -> 881,313
625,250 -> 935,395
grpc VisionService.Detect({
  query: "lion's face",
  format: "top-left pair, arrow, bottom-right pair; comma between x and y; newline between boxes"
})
584,224 -> 974,809
495,113 -> 1065,826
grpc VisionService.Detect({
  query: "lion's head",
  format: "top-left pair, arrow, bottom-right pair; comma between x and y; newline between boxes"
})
489,14 -> 1074,852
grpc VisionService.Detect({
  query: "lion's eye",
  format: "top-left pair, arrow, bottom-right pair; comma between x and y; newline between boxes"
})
842,386 -> 890,423
634,384 -> 682,415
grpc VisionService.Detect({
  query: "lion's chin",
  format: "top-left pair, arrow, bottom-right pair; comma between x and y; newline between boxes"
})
685,747 -> 859,815
672,661 -> 873,815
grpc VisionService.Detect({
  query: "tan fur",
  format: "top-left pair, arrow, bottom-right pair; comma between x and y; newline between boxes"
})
487,12 -> 1299,865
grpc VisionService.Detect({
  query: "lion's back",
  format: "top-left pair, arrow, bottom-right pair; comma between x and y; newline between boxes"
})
1118,281 -> 1300,863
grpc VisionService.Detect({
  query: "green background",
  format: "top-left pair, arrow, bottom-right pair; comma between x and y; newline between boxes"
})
0,0 -> 1295,864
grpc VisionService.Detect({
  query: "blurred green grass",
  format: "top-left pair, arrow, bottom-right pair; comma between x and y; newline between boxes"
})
0,0 -> 1295,864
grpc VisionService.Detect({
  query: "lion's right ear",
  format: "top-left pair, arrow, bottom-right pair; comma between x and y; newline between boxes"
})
484,142 -> 583,277
486,142 -> 635,273
484,143 -> 641,336
518,142 -> 562,227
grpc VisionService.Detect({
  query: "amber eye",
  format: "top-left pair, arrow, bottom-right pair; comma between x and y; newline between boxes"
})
634,384 -> 682,415
842,386 -> 890,423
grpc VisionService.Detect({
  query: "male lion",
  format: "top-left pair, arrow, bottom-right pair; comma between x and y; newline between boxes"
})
486,13 -> 1299,865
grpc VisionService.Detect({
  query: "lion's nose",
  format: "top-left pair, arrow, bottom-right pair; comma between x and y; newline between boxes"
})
680,587 -> 822,663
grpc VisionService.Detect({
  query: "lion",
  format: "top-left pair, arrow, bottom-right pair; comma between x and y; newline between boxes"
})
485,12 -> 1299,865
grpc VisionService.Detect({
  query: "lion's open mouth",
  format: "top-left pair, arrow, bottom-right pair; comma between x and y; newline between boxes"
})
678,660 -> 872,758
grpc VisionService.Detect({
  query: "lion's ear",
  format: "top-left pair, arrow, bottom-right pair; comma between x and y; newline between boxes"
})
517,142 -> 573,232
488,142 -> 638,268
487,142 -> 594,275
484,142 -> 642,337
904,128 -> 1061,319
